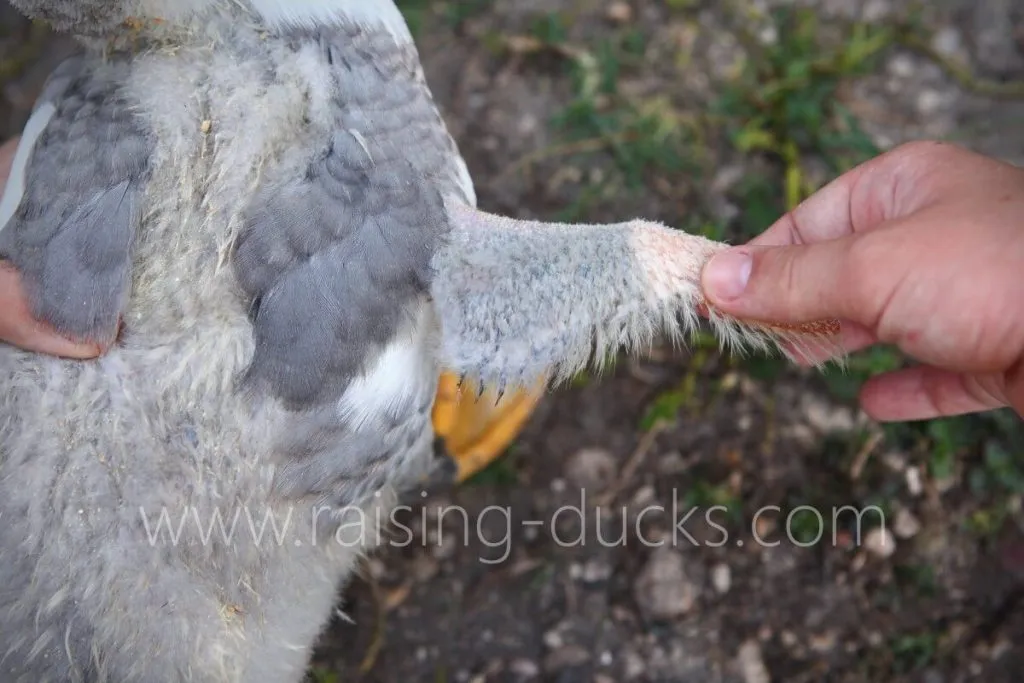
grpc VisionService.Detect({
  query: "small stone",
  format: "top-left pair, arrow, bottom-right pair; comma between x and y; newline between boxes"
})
803,395 -> 856,433
893,509 -> 922,539
737,640 -> 770,683
509,658 -> 540,678
432,533 -> 457,560
565,447 -> 618,490
755,514 -> 776,540
780,630 -> 799,648
657,451 -> 688,474
887,54 -> 915,79
544,645 -> 591,671
932,26 -> 963,59
622,649 -> 646,679
808,631 -> 837,653
633,547 -> 699,619
916,89 -> 945,116
711,164 -> 746,194
862,0 -> 889,22
366,558 -> 388,579
990,637 -> 1012,660
543,628 -> 564,650
606,2 -> 633,24
757,24 -> 778,46
581,558 -> 613,583
631,484 -> 657,507
882,451 -> 909,472
905,466 -> 923,496
599,651 -> 614,666
711,563 -> 732,594
411,554 -> 440,582
864,527 -> 896,559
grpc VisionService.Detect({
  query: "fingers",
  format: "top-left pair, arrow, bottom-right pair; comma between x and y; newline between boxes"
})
859,365 -> 1008,421
701,232 -> 871,325
0,264 -> 102,358
745,140 -> 955,249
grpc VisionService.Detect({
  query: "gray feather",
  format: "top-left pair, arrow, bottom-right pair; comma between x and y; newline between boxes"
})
0,55 -> 152,344
234,25 -> 466,409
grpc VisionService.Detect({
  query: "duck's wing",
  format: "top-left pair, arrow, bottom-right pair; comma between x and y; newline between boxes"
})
0,55 -> 153,348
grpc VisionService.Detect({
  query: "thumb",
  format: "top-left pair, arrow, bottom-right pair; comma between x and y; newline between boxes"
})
701,233 -> 869,326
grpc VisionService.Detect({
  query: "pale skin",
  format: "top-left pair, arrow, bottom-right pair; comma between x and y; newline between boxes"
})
4,136 -> 1023,421
702,140 -> 1024,421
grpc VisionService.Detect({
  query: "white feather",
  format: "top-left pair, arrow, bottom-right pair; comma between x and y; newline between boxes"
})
248,0 -> 413,41
337,305 -> 434,432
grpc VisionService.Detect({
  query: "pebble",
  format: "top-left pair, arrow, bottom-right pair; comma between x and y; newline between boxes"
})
886,54 -> 916,80
931,26 -> 963,60
802,395 -> 857,433
862,0 -> 889,22
657,451 -> 688,474
905,466 -> 923,496
893,509 -> 922,539
411,554 -> 440,582
431,533 -> 457,560
631,484 -> 657,508
606,1 -> 633,24
581,558 -> 614,583
808,631 -> 837,653
544,645 -> 591,671
565,447 -> 619,490
622,649 -> 646,679
711,563 -> 732,594
509,659 -> 540,678
864,527 -> 896,559
737,640 -> 770,683
916,89 -> 945,116
633,547 -> 700,619
543,628 -> 564,650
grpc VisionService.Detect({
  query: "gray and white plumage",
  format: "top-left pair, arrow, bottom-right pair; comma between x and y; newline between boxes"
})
0,2 -> 840,682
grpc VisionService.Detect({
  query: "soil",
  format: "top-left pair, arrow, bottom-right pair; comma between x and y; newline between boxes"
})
0,2 -> 1021,682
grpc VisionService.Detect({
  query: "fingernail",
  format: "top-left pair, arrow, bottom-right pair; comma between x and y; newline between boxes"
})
703,249 -> 752,301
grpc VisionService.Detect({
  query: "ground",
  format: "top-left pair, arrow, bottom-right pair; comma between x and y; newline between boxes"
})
0,1 -> 1023,682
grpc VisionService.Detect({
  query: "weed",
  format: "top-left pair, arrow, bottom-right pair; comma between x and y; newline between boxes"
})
889,630 -> 940,673
716,7 -> 889,220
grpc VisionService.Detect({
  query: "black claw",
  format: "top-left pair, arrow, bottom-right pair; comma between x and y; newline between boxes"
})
432,435 -> 451,459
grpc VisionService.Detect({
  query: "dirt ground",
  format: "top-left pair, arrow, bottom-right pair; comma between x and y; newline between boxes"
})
0,1 -> 1022,682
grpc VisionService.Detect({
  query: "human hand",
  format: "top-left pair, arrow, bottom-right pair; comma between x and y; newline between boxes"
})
0,136 -> 102,359
701,141 -> 1024,421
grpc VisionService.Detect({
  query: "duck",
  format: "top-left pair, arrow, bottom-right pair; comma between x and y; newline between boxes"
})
0,1 -> 840,681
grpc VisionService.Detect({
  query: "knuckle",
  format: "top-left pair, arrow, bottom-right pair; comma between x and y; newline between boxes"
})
888,139 -> 954,167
